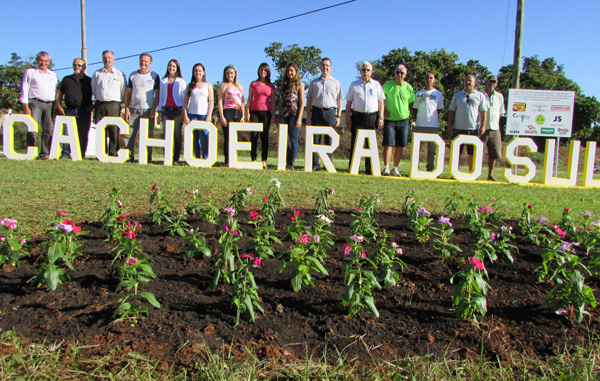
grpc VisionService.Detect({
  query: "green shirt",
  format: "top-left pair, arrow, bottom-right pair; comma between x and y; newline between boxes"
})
383,80 -> 415,121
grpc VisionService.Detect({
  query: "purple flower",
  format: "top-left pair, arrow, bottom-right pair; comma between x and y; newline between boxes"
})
591,220 -> 600,227
418,208 -> 430,216
556,308 -> 568,316
187,228 -> 194,236
438,216 -> 452,226
580,211 -> 593,217
558,242 -> 580,253
53,223 -> 73,233
536,216 -> 548,223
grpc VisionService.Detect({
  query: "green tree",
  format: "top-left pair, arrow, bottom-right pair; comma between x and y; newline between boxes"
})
0,53 -> 34,112
264,42 -> 322,98
497,56 -> 600,141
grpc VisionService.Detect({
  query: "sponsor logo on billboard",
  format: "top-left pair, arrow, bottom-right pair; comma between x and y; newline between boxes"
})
551,105 -> 571,111
541,128 -> 555,135
532,104 -> 547,112
523,125 -> 537,134
558,128 -> 569,135
513,113 -> 530,122
535,115 -> 545,125
512,102 -> 526,112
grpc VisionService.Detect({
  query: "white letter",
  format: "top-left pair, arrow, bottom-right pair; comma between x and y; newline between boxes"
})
95,117 -> 129,163
502,137 -> 537,183
50,115 -> 82,161
183,121 -> 218,167
229,122 -> 262,169
349,129 -> 380,176
2,114 -> 38,160
139,118 -> 173,165
276,123 -> 288,171
582,141 -> 600,187
410,132 -> 445,179
542,139 -> 580,186
449,134 -> 484,181
304,125 -> 339,173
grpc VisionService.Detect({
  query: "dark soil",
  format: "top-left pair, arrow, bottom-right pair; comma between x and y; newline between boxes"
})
0,210 -> 597,369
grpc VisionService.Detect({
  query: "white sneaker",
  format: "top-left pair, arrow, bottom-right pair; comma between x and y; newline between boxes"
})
391,168 -> 401,177
382,168 -> 390,176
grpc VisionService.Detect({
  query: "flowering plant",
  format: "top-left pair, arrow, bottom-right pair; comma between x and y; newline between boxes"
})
490,226 -> 517,263
559,208 -> 576,236
409,208 -> 432,243
166,208 -> 191,237
0,218 -> 29,268
113,256 -> 160,321
226,186 -> 253,212
342,235 -> 382,318
450,257 -> 490,324
312,187 -> 335,218
369,230 -> 406,287
281,228 -> 330,292
403,187 -> 423,220
148,184 -> 172,224
517,203 -> 551,246
431,216 -> 462,260
100,188 -> 125,234
186,190 -> 221,224
350,194 -> 380,241
112,219 -> 145,264
212,214 -> 242,287
242,216 -> 281,261
259,178 -> 285,227
231,253 -> 264,325
183,228 -> 212,259
31,218 -> 88,291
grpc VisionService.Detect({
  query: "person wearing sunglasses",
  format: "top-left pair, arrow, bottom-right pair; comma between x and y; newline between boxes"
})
447,74 -> 489,172
55,58 -> 93,159
382,64 -> 415,176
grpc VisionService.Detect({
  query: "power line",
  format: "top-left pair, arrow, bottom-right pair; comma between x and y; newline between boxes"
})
54,0 -> 357,72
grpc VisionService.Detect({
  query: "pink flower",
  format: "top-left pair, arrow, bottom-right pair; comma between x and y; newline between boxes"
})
72,225 -> 81,234
250,211 -> 259,221
344,243 -> 351,256
263,196 -> 269,202
355,207 -> 363,212
360,251 -> 366,258
0,236 -> 5,242
19,239 -> 26,245
350,234 -> 364,243
536,216 -> 548,223
7,221 -> 16,230
223,207 -> 235,217
241,253 -> 254,259
181,209 -> 188,216
232,228 -> 239,236
300,234 -> 312,243
117,214 -> 130,222
126,257 -> 139,266
555,226 -> 566,239
469,257 -> 485,270
316,214 -> 332,224
117,200 -> 124,207
313,235 -> 320,243
478,206 -> 493,214
56,210 -> 68,216
253,257 -> 261,267
246,188 -> 253,194
563,208 -> 570,214
122,230 -> 136,240
289,215 -> 296,222
556,308 -> 568,315
331,188 -> 335,195
223,224 -> 230,232
151,184 -> 161,191
293,210 -> 301,216
438,216 -> 452,226
527,204 -> 532,209
491,232 -> 497,240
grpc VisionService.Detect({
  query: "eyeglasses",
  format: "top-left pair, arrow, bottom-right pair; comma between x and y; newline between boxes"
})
361,68 -> 372,72
396,71 -> 406,74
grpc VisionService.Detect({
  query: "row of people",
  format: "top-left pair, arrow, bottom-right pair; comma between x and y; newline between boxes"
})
20,52 -> 505,178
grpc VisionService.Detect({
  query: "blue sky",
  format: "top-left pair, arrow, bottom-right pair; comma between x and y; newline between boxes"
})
3,0 -> 598,102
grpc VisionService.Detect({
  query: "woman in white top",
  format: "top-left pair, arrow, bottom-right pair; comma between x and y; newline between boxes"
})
158,59 -> 186,164
183,63 -> 213,159
218,65 -> 244,167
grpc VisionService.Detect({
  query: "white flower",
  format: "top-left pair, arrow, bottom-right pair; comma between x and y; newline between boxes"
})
316,214 -> 332,224
270,178 -> 281,188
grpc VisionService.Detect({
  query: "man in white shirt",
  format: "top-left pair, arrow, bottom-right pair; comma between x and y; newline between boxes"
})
91,50 -> 127,156
481,75 -> 506,181
345,61 -> 385,175
413,73 -> 444,171
123,53 -> 160,162
447,75 -> 489,172
19,51 -> 58,159
306,58 -> 343,171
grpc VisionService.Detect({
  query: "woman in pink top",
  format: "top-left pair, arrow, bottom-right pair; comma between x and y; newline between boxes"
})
218,65 -> 244,167
246,63 -> 275,169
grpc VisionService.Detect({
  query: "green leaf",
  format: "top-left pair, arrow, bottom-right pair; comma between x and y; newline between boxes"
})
139,291 -> 161,308
364,270 -> 382,290
44,263 -> 61,291
364,295 -> 380,318
244,295 -> 255,322
342,282 -> 355,303
291,268 -> 303,292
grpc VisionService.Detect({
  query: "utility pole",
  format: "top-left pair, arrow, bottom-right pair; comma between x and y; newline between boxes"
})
511,0 -> 524,89
80,0 -> 87,73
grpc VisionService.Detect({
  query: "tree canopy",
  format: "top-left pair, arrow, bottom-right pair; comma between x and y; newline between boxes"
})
0,53 -> 34,112
264,42 -> 322,91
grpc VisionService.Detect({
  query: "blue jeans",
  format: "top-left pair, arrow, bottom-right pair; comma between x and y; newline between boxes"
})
28,98 -> 54,158
162,107 -> 183,162
310,107 -> 336,170
188,113 -> 208,159
222,108 -> 242,165
383,118 -> 410,147
280,114 -> 299,167
61,108 -> 92,158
